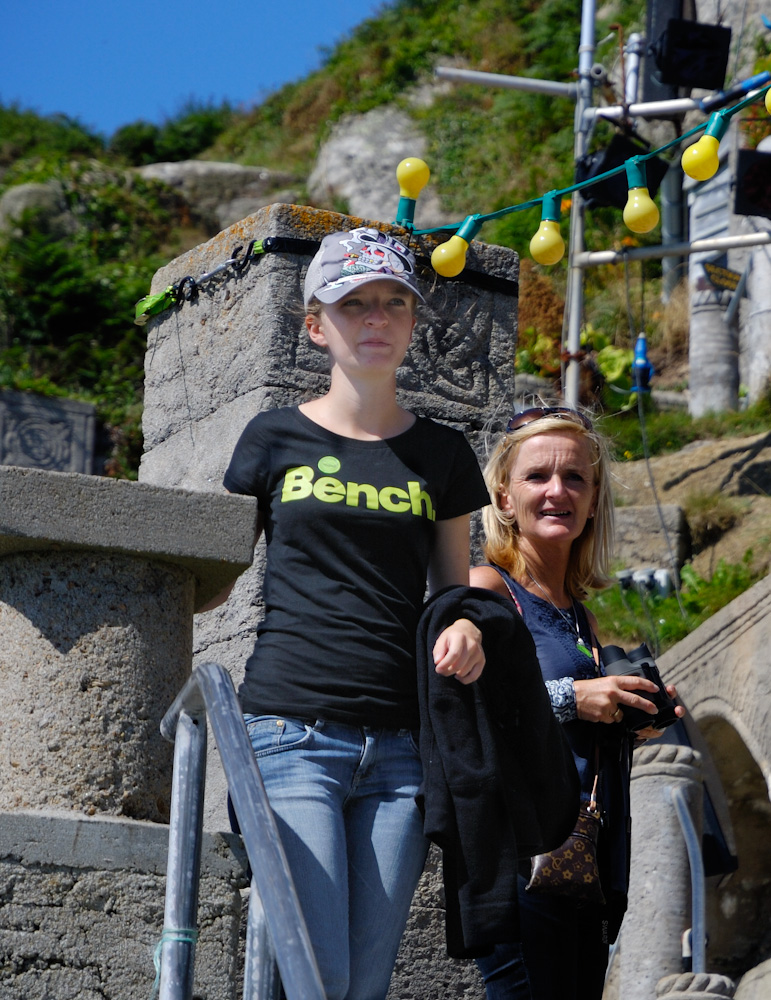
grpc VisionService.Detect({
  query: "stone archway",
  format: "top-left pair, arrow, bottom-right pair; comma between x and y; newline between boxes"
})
700,716 -> 771,980
657,573 -> 771,984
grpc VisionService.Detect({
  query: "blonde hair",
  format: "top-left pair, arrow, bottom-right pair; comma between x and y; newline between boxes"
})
481,414 -> 615,599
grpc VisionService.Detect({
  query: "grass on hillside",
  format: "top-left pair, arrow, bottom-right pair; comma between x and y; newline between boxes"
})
588,551 -> 762,655
597,395 -> 771,462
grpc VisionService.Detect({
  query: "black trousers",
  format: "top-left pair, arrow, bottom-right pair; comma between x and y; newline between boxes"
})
475,872 -> 609,1000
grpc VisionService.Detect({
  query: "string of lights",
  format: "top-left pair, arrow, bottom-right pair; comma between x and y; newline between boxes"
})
134,84 -> 771,326
395,83 -> 771,274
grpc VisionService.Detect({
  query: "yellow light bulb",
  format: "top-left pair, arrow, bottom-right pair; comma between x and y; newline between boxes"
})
431,235 -> 469,277
530,220 -> 565,266
681,135 -> 721,182
623,187 -> 660,234
395,158 -> 431,227
396,158 -> 430,199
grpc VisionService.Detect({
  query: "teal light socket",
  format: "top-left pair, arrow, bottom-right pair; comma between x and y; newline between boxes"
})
624,157 -> 648,191
541,191 -> 562,222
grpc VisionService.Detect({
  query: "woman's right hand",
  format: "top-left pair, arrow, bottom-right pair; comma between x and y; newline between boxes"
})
574,674 -> 661,726
433,618 -> 486,685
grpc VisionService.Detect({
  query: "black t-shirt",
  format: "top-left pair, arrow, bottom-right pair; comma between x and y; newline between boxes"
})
223,406 -> 489,728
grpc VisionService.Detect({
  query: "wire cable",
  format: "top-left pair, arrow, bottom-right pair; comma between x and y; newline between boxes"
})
621,253 -> 689,621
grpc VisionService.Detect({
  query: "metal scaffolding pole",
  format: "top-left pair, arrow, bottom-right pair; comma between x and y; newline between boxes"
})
563,0 -> 597,408
574,230 -> 771,267
437,8 -> 769,409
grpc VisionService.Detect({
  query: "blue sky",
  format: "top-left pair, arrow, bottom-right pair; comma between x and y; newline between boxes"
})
1,0 -> 390,138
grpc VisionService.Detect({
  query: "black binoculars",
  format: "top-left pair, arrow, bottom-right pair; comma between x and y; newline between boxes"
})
601,643 -> 679,732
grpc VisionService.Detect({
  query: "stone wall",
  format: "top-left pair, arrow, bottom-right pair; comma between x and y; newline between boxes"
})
0,810 -> 247,1000
0,389 -> 94,474
657,573 -> 771,982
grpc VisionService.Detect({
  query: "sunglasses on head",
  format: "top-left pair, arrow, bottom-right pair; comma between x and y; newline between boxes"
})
506,406 -> 593,433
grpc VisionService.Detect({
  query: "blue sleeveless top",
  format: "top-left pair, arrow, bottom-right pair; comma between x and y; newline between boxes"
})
500,573 -> 601,796
492,565 -> 634,918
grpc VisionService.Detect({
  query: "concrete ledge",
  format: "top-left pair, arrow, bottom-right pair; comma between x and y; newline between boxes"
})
614,503 -> 690,570
0,808 -> 247,880
0,465 -> 257,606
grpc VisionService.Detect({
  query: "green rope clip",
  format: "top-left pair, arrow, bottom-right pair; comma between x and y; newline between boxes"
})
133,236 -> 323,327
149,926 -> 199,999
134,286 -> 178,326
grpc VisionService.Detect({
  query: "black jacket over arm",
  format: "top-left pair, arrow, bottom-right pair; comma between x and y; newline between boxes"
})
416,585 -> 580,958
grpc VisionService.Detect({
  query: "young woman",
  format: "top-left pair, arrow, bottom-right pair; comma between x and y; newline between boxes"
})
218,228 -> 490,1000
471,406 -> 684,1000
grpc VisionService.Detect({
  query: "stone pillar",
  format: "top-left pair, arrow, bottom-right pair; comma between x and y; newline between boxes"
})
744,238 -> 771,406
619,744 -> 704,1000
742,134 -> 771,407
0,465 -> 257,821
656,972 -> 736,999
686,157 -> 739,417
735,959 -> 771,999
0,550 -> 194,820
0,464 -> 257,999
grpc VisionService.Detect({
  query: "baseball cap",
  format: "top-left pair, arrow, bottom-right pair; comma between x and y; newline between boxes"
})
303,227 -> 425,307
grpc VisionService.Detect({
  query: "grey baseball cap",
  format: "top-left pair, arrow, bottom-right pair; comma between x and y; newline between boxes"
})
303,227 -> 425,307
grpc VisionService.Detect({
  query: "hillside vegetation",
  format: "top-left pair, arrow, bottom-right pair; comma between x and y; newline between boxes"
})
0,0 -> 640,472
1,0 -> 769,476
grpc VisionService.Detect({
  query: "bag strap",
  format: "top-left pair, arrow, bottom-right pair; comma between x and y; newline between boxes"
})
573,601 -> 603,814
488,564 -> 524,616
490,564 -> 603,814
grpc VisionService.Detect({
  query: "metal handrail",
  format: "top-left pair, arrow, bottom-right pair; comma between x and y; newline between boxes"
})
670,785 -> 706,973
159,661 -> 326,1000
157,709 -> 206,999
605,781 -> 706,986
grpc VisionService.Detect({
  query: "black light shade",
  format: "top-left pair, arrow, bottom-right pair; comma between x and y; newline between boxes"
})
653,19 -> 731,92
643,0 -> 684,104
734,149 -> 771,219
575,135 -> 670,211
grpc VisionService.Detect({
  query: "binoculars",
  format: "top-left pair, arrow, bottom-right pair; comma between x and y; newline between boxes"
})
601,643 -> 679,732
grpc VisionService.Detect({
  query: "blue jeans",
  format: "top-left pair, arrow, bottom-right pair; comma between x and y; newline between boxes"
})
244,715 -> 429,1000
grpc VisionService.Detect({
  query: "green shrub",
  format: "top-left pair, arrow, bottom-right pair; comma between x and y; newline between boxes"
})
587,552 -> 761,654
108,101 -> 234,166
600,395 -> 771,461
0,160 -> 182,477
108,121 -> 162,166
0,105 -> 103,168
682,491 -> 746,552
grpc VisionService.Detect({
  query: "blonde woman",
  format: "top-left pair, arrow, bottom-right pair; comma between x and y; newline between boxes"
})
472,406 -> 684,1000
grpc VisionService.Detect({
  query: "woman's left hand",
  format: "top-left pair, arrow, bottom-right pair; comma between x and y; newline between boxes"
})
574,676 -> 686,728
433,618 -> 486,685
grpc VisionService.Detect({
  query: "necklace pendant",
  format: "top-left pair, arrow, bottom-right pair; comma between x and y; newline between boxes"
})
576,640 -> 593,657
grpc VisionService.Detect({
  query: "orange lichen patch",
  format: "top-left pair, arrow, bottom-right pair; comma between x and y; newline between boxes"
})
150,203 -> 429,295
